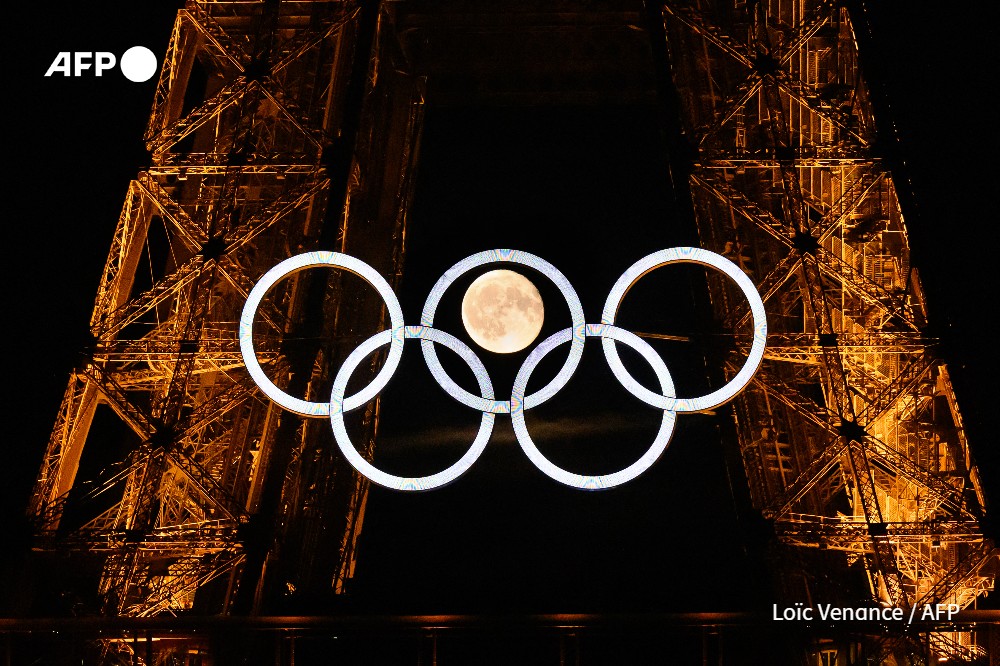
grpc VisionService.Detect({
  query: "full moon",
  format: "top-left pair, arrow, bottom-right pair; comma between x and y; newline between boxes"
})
462,270 -> 544,354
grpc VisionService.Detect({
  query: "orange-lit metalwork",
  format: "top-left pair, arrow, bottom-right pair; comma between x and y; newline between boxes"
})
658,0 -> 995,660
26,1 -> 423,660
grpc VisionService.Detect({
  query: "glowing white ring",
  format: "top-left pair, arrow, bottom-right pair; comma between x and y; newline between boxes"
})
600,247 -> 767,413
238,251 -> 405,417
419,249 -> 586,415
239,247 -> 767,491
330,326 -> 494,491
510,324 -> 677,490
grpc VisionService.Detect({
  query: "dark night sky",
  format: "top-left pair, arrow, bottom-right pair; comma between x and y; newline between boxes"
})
4,1 -> 996,616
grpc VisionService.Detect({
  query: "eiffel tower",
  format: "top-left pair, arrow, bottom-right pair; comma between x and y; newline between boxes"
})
15,1 -> 997,664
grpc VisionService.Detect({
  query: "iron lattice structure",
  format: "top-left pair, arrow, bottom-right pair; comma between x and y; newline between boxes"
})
22,0 -> 997,664
28,0 -> 423,633
658,0 -> 996,661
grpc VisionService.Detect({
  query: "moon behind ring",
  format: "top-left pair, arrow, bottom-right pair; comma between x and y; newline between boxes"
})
462,270 -> 544,354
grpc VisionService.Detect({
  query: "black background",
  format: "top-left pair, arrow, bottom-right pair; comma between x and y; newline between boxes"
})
4,1 -> 996,617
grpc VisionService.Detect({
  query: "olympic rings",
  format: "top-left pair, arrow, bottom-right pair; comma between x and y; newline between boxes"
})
238,251 -> 405,417
239,247 -> 767,491
511,324 -> 677,490
420,249 -> 585,415
601,247 -> 768,413
330,326 -> 495,491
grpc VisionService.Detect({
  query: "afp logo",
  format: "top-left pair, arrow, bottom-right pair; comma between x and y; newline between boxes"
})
44,46 -> 157,82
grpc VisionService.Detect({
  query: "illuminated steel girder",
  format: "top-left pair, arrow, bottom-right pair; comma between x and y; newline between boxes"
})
27,1 -> 423,644
656,0 -> 995,661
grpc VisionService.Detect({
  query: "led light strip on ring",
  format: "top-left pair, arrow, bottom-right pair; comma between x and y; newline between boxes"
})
239,248 -> 767,491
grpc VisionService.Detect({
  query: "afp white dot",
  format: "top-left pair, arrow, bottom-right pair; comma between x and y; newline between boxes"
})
120,46 -> 157,83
